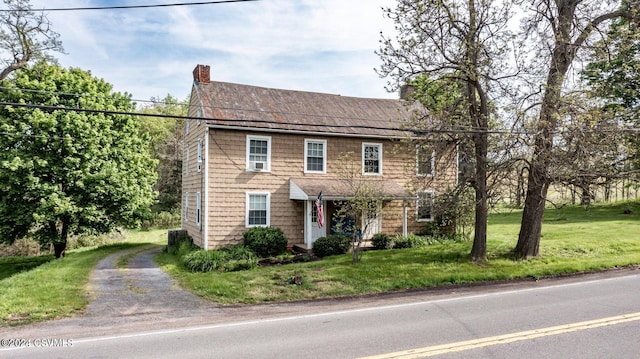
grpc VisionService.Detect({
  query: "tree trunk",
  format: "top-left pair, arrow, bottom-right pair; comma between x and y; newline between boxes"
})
54,218 -> 71,259
514,0 -> 581,258
466,0 -> 488,262
580,184 -> 592,206
53,242 -> 66,259
471,130 -> 488,261
514,160 -> 549,258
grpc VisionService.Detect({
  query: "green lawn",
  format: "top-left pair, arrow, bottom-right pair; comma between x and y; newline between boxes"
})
156,201 -> 640,304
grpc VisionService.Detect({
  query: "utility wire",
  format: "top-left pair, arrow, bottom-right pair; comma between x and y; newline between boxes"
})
0,0 -> 260,12
0,85 -> 527,132
0,85 -> 186,107
0,101 -> 536,136
2,101 -> 639,136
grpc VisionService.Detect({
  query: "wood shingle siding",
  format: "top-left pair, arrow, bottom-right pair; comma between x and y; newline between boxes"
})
184,65 -> 458,250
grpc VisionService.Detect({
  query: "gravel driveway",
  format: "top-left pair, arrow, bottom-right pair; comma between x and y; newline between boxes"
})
0,245 -> 224,338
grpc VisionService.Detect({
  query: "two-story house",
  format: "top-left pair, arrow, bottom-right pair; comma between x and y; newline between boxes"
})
182,65 -> 457,250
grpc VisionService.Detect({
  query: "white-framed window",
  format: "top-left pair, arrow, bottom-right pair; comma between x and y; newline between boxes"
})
196,192 -> 201,229
186,119 -> 190,134
197,139 -> 203,172
246,135 -> 271,172
362,142 -> 383,175
417,146 -> 435,176
417,191 -> 435,222
184,192 -> 189,222
304,139 -> 327,174
246,192 -> 270,227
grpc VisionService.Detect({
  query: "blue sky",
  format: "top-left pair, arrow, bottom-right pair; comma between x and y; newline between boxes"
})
28,0 -> 398,104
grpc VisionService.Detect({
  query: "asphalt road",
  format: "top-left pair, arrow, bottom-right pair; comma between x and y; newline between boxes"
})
2,270 -> 639,359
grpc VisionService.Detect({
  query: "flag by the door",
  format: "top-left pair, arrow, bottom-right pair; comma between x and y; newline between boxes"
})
315,192 -> 324,228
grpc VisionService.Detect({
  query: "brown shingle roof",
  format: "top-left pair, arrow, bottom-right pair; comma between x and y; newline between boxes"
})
289,178 -> 413,200
193,81 -> 414,138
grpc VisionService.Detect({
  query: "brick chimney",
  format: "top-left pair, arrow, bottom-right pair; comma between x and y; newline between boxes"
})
400,83 -> 415,101
193,64 -> 210,83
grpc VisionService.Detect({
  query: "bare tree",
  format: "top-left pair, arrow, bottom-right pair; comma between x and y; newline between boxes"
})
378,0 -> 515,261
514,0 -> 639,258
548,93 -> 636,206
333,152 -> 386,264
0,0 -> 63,80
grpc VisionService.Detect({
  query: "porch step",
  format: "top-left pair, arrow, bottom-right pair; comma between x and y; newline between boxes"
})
292,244 -> 312,254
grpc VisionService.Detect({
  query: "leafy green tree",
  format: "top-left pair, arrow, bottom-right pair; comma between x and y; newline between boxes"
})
0,62 -> 157,257
583,18 -> 640,113
583,17 -> 640,173
138,95 -> 186,212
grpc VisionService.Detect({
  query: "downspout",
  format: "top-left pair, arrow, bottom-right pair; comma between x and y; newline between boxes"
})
203,127 -> 209,250
402,201 -> 407,237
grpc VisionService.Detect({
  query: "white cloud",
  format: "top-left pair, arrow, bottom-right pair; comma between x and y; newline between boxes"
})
28,0 -> 398,102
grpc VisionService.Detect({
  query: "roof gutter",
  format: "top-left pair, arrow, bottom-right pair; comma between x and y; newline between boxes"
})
204,124 -> 408,140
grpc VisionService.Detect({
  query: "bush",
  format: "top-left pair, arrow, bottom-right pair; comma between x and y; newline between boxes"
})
393,234 -> 426,249
141,210 -> 181,230
66,231 -> 125,250
181,245 -> 258,272
182,250 -> 226,272
371,233 -> 392,250
167,234 -> 195,256
176,240 -> 197,258
242,227 -> 288,257
0,238 -> 42,257
313,235 -> 351,258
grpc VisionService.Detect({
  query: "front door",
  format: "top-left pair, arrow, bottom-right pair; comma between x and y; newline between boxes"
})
305,200 -> 326,248
362,203 -> 381,240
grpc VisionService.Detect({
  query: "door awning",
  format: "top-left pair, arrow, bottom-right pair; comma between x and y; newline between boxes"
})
289,177 -> 415,201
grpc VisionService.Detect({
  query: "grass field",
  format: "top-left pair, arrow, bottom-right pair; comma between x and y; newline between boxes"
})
155,201 -> 640,304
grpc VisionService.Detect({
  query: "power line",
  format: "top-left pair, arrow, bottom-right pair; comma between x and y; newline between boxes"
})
1,100 -> 638,137
0,101 -> 534,136
1,0 -> 261,12
0,85 -> 526,131
0,85 -> 187,107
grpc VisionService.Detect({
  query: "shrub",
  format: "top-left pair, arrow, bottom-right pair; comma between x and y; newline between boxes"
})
371,233 -> 392,250
181,245 -> 258,272
66,231 -> 126,250
141,210 -> 181,230
176,240 -> 197,258
393,234 -> 426,249
242,226 -> 288,257
167,234 -> 194,256
182,250 -> 227,272
220,245 -> 257,261
0,238 -> 42,257
313,235 -> 351,258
